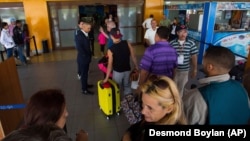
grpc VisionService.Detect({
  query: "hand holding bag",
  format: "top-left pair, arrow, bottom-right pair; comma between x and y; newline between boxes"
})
130,69 -> 140,89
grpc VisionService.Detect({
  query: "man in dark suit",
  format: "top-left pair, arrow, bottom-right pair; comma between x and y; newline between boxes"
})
75,19 -> 94,95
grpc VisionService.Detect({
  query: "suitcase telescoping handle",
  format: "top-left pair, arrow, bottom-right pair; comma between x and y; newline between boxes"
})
100,80 -> 111,89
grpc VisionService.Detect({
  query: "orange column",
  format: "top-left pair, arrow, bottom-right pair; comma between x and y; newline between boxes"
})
144,0 -> 164,23
23,0 -> 52,52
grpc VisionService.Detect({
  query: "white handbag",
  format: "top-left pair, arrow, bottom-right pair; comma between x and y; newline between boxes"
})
131,74 -> 140,89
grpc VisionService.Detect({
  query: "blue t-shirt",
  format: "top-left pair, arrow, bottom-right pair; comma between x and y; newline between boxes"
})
107,34 -> 113,49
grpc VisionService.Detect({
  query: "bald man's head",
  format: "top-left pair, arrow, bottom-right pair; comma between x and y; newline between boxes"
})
107,21 -> 116,32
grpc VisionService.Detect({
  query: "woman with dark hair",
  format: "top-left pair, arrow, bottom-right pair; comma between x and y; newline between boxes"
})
22,24 -> 30,60
24,89 -> 67,128
2,124 -> 72,141
22,89 -> 88,141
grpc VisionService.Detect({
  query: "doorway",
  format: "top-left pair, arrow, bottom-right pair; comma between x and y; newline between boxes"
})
48,2 -> 143,49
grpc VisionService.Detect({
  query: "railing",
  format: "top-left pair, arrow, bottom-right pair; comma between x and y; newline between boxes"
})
0,35 -> 40,62
30,35 -> 40,56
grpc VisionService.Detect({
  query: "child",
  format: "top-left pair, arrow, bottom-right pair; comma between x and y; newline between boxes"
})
98,26 -> 107,56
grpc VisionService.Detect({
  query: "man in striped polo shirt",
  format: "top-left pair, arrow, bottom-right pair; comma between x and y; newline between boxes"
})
169,25 -> 198,97
138,26 -> 178,86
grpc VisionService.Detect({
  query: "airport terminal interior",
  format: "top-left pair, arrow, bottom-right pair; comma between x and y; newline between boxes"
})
0,0 -> 250,141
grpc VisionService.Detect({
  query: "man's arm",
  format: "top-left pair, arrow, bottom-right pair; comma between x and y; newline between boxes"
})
182,89 -> 208,125
172,68 -> 177,79
142,19 -> 146,29
138,69 -> 149,86
135,69 -> 149,95
191,54 -> 198,78
127,41 -> 138,70
103,49 -> 113,83
100,27 -> 109,38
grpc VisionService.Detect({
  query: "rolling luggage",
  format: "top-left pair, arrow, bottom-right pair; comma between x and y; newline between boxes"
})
97,79 -> 120,119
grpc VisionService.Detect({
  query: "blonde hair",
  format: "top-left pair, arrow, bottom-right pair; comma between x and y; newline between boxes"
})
140,75 -> 187,125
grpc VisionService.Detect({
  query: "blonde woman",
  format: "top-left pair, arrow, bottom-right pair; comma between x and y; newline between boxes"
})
122,75 -> 187,141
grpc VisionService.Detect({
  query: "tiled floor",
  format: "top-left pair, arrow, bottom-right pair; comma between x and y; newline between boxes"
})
16,44 -> 146,141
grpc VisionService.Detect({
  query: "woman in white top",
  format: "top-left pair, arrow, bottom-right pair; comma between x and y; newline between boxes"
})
0,22 -> 15,58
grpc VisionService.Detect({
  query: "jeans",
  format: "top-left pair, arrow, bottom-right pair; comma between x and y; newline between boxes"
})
17,44 -> 27,64
113,70 -> 132,96
6,48 -> 14,59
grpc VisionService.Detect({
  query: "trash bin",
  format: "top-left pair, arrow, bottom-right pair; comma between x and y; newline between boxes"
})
42,39 -> 49,53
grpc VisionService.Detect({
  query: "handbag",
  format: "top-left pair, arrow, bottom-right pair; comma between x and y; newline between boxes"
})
121,93 -> 142,125
98,55 -> 112,77
131,74 -> 140,89
129,69 -> 139,81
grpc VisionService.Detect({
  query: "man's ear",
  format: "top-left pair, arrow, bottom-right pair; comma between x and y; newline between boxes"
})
206,63 -> 214,72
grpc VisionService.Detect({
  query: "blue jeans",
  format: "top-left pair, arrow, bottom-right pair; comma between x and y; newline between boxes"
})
113,70 -> 132,95
17,44 -> 26,64
6,48 -> 14,59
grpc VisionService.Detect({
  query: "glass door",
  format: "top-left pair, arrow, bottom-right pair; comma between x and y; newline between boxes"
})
48,3 -> 78,49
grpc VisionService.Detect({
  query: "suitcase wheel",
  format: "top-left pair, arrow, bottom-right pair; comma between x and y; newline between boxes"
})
106,116 -> 110,120
117,112 -> 120,116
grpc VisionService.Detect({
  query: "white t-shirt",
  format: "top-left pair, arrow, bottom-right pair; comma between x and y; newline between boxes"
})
144,27 -> 158,45
171,25 -> 176,35
142,18 -> 153,29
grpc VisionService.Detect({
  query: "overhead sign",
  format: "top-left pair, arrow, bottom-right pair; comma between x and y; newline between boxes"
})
217,2 -> 250,10
165,3 -> 204,10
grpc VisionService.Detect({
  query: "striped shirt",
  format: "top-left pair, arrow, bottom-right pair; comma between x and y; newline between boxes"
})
139,41 -> 177,78
170,39 -> 198,71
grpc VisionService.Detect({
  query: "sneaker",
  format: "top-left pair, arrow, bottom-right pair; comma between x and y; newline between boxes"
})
22,62 -> 27,66
82,90 -> 94,95
77,74 -> 81,80
26,57 -> 30,60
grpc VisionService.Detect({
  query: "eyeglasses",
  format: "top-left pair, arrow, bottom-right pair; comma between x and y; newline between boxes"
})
145,75 -> 175,104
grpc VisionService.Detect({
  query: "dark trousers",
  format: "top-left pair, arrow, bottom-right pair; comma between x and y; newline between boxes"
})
100,44 -> 105,54
6,48 -> 14,59
169,34 -> 177,42
80,62 -> 90,91
13,47 -> 18,58
78,55 -> 90,91
0,51 -> 4,62
77,55 -> 81,76
90,39 -> 94,56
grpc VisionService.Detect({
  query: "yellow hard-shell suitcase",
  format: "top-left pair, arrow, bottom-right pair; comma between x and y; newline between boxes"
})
97,79 -> 120,119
